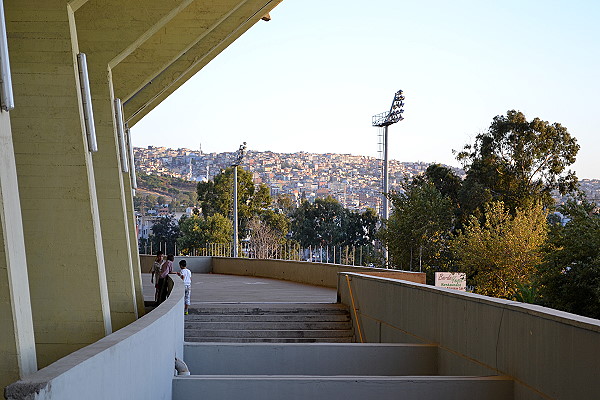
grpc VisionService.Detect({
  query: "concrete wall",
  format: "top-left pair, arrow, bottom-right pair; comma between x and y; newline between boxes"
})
139,255 -> 212,274
177,257 -> 212,274
337,273 -> 600,400
212,257 -> 425,288
5,279 -> 185,400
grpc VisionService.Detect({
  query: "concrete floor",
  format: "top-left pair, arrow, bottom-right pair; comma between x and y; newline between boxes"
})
142,273 -> 337,304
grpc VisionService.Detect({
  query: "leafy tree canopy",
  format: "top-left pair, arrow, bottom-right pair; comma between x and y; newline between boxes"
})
196,167 -> 273,236
291,196 -> 379,248
149,215 -> 181,255
177,214 -> 232,254
380,181 -> 454,272
451,201 -> 548,299
292,196 -> 345,247
538,199 -> 600,319
456,110 -> 579,212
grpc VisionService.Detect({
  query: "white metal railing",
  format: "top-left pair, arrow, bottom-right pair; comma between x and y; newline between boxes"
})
140,242 -> 379,266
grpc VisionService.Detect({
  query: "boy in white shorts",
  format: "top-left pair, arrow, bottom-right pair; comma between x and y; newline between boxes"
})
177,260 -> 192,315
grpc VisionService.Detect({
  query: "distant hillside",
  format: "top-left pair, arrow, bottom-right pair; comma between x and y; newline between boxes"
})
136,174 -> 197,205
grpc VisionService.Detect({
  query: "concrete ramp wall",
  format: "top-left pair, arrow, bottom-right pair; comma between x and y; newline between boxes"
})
211,257 -> 425,288
338,273 -> 600,400
5,279 -> 185,400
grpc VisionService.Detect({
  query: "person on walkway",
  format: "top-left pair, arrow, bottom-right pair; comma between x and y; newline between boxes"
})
150,251 -> 164,305
158,254 -> 174,304
177,259 -> 192,315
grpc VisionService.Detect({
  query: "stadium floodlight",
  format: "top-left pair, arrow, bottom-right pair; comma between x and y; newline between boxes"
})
372,90 -> 405,127
372,90 -> 405,262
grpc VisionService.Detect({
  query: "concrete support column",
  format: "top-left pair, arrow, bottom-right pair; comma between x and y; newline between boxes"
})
6,2 -> 111,368
87,69 -> 139,330
123,171 -> 145,315
0,112 -> 37,388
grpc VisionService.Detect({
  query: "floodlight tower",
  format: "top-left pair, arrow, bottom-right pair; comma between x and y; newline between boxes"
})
372,90 -> 405,223
231,142 -> 247,258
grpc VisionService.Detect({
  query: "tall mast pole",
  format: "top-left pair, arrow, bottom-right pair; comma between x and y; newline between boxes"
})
383,125 -> 389,222
231,142 -> 246,258
233,164 -> 239,257
372,90 -> 405,265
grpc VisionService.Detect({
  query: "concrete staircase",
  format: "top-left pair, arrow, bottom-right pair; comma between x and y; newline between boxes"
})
178,302 -> 513,399
173,343 -> 514,400
185,303 -> 353,343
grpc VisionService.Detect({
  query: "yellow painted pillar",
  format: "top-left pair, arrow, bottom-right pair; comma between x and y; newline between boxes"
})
123,168 -> 146,316
6,2 -> 111,367
0,112 -> 37,388
85,67 -> 139,330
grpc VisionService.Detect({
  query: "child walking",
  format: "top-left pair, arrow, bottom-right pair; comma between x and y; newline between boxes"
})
177,260 -> 192,315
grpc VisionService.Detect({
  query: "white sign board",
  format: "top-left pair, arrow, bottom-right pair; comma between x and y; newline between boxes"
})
435,272 -> 466,291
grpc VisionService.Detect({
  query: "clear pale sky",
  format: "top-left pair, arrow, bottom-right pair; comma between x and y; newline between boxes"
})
132,0 -> 600,179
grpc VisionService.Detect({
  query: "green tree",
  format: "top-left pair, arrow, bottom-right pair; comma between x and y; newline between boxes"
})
260,209 -> 291,239
538,199 -> 600,319
456,110 -> 579,213
380,182 -> 454,272
413,164 -> 462,204
291,196 -> 346,247
149,215 -> 181,255
451,201 -> 548,299
291,197 -> 380,265
341,208 -> 379,248
177,214 -> 232,254
196,167 -> 272,236
274,194 -> 297,216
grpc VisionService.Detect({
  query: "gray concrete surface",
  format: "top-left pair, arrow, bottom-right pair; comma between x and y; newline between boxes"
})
338,272 -> 600,400
142,273 -> 337,304
183,343 -> 438,376
5,279 -> 185,400
184,303 -> 353,343
172,375 -> 514,400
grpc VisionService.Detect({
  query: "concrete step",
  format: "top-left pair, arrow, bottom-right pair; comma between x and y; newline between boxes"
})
185,321 -> 352,331
186,329 -> 353,339
189,303 -> 349,315
185,337 -> 353,343
185,302 -> 354,344
183,343 -> 438,376
185,314 -> 350,322
172,375 -> 514,400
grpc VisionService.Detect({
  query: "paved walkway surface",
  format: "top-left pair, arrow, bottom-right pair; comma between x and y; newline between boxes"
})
142,273 -> 337,304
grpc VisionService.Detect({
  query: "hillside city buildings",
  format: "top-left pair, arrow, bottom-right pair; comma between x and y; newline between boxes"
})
134,146 -> 459,212
133,146 -> 600,245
